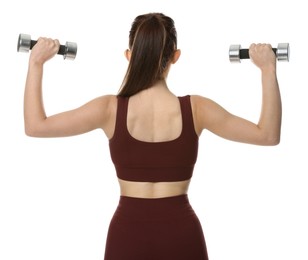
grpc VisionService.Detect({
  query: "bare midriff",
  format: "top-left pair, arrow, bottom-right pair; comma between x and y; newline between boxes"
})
118,179 -> 191,199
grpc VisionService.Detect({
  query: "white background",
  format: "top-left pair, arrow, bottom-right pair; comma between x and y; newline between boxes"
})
1,0 -> 307,259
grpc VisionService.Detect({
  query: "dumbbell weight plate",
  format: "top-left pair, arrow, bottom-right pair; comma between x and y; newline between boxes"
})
63,42 -> 77,60
17,34 -> 31,53
229,44 -> 241,63
276,43 -> 289,61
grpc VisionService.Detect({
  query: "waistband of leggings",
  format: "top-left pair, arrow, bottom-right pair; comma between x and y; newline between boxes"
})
115,194 -> 196,220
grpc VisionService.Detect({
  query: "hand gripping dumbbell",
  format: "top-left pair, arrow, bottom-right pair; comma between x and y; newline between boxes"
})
17,33 -> 77,60
229,43 -> 289,63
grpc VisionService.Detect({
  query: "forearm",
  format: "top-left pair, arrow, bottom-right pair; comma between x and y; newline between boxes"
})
24,62 -> 47,136
258,67 -> 282,144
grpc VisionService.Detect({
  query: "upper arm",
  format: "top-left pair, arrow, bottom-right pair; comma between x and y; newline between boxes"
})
28,95 -> 117,138
191,95 -> 267,145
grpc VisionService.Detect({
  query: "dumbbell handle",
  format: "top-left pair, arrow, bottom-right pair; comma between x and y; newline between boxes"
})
29,40 -> 67,56
239,48 -> 277,59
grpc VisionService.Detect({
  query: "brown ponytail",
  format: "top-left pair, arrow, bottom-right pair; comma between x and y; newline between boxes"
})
118,13 -> 177,97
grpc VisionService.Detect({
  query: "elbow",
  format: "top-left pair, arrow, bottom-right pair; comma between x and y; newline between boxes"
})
266,137 -> 280,146
262,134 -> 281,146
24,123 -> 33,137
24,117 -> 49,137
257,125 -> 281,146
24,126 -> 39,137
24,124 -> 45,137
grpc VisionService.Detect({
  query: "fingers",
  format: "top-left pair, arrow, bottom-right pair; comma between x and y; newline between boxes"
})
36,37 -> 60,53
249,43 -> 273,57
249,43 -> 276,70
30,37 -> 60,65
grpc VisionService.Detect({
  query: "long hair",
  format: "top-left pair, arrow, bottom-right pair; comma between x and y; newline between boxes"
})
118,13 -> 177,97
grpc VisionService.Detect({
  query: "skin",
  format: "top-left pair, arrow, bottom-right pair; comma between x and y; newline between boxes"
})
24,38 -> 281,199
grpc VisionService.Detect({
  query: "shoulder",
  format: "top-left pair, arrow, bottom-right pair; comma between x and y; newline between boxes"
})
92,95 -> 118,138
85,95 -> 118,123
93,94 -> 117,111
188,95 -> 209,135
97,94 -> 118,103
189,95 -> 213,112
189,95 -> 227,135
190,94 -> 223,111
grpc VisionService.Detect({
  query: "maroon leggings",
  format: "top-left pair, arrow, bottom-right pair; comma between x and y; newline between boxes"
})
104,194 -> 209,260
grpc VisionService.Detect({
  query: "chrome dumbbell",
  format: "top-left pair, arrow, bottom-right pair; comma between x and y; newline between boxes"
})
229,43 -> 289,63
17,33 -> 77,60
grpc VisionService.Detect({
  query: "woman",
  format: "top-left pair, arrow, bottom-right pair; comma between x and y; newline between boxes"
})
24,13 -> 281,260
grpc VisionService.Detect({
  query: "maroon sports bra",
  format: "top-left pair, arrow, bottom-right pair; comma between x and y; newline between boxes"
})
109,95 -> 199,182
